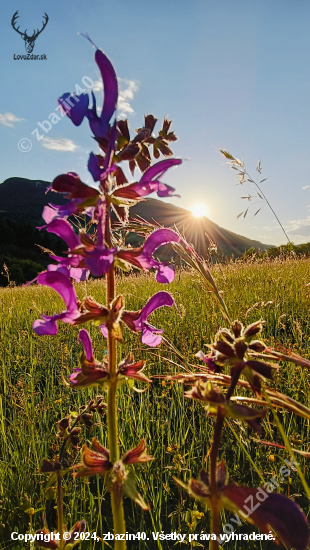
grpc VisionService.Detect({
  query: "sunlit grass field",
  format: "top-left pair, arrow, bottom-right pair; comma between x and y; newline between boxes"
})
1,257 -> 310,549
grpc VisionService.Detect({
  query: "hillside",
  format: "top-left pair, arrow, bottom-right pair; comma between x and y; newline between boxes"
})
0,177 -> 269,259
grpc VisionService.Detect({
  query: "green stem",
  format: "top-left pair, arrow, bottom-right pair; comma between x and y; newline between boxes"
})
57,473 -> 64,550
209,414 -> 224,550
106,251 -> 126,549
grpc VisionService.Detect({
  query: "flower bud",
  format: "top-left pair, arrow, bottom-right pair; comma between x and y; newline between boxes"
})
244,320 -> 264,338
213,341 -> 235,358
249,340 -> 266,352
231,320 -> 243,338
218,329 -> 234,344
58,417 -> 70,431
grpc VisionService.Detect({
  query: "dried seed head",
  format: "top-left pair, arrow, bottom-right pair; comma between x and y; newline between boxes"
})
231,320 -> 243,338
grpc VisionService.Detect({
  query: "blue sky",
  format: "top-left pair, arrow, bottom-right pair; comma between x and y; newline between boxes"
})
2,0 -> 310,245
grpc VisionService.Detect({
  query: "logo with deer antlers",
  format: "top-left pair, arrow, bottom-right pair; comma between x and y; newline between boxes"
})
11,11 -> 49,53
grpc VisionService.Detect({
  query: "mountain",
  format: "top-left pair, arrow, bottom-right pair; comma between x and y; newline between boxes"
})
0,177 -> 269,258
130,198 -> 268,257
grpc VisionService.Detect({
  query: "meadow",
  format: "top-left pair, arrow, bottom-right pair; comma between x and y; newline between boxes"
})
1,256 -> 310,549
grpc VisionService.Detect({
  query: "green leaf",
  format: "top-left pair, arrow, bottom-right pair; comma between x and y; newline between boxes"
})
123,470 -> 149,511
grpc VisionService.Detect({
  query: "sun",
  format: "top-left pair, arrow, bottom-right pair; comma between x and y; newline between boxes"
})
190,203 -> 208,218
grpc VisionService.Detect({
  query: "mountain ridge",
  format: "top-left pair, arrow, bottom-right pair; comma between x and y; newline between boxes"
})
0,177 -> 269,257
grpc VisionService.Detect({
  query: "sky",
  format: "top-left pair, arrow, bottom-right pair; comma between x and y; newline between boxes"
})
1,0 -> 310,246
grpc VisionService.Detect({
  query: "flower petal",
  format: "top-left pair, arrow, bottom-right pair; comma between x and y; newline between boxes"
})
78,329 -> 93,361
141,327 -> 163,347
222,485 -> 310,550
74,443 -> 112,477
122,439 -> 153,465
52,172 -> 99,200
85,247 -> 116,277
142,228 -> 179,259
37,270 -> 79,315
87,50 -> 118,138
41,219 -> 80,250
58,92 -> 89,126
33,312 -> 66,336
114,158 -> 182,199
156,264 -> 175,284
140,291 -> 175,324
88,152 -> 103,182
33,528 -> 58,549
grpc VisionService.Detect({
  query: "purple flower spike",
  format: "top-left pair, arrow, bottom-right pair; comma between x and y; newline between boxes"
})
86,50 -> 118,138
70,330 -> 109,388
32,270 -> 80,336
122,291 -> 177,347
58,92 -> 89,126
78,329 -> 93,361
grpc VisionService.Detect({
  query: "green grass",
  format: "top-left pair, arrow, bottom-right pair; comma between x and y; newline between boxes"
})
1,258 -> 310,549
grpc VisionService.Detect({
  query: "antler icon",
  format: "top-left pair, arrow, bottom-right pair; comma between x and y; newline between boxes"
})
11,11 -> 26,38
11,11 -> 49,54
32,13 -> 49,41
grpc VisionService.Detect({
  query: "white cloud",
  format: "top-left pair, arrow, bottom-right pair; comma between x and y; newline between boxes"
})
41,138 -> 77,152
118,78 -> 139,117
286,216 -> 310,236
92,80 -> 103,92
0,112 -> 24,127
91,77 -> 139,117
302,185 -> 310,190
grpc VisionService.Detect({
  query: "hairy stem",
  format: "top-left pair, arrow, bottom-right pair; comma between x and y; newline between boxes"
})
209,414 -> 224,550
57,473 -> 64,550
106,222 -> 126,548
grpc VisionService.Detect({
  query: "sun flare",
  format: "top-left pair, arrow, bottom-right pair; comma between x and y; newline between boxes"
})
190,203 -> 208,218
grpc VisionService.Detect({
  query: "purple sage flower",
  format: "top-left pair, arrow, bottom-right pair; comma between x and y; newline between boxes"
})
58,45 -> 118,139
113,158 -> 182,200
69,329 -> 109,387
121,291 -> 178,347
58,92 -> 89,126
33,269 -> 80,335
117,228 -> 180,283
